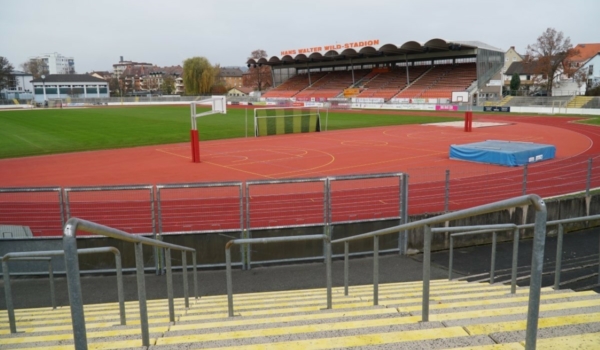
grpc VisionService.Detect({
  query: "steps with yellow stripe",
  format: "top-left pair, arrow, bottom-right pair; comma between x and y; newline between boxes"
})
566,96 -> 593,108
0,279 -> 598,349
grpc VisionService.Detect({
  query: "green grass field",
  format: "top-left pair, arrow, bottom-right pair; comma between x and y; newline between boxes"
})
0,106 -> 460,159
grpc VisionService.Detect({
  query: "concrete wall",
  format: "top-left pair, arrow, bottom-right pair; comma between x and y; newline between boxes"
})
2,193 -> 598,275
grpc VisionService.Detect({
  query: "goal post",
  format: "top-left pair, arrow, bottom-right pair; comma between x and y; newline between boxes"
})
190,96 -> 226,163
253,107 -> 321,137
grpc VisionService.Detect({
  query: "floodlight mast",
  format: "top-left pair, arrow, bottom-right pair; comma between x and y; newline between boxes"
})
190,96 -> 226,163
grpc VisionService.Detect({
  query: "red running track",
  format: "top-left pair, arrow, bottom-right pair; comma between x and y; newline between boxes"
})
0,113 -> 598,236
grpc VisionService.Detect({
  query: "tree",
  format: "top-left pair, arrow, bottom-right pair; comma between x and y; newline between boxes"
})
0,56 -> 14,90
182,57 -> 218,95
510,73 -> 521,95
108,77 -> 120,96
161,75 -> 175,95
246,49 -> 272,91
525,28 -> 579,96
21,58 -> 49,79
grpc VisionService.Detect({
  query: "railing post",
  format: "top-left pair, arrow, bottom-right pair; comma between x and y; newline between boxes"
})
48,260 -> 56,310
524,201 -> 548,350
344,241 -> 349,296
522,163 -> 528,195
399,173 -> 409,254
114,253 -> 126,325
325,239 -> 332,310
490,231 -> 497,284
323,178 -> 330,263
554,223 -> 564,290
373,235 -> 379,306
226,245 -> 234,317
422,225 -> 432,322
2,261 -> 16,334
448,236 -> 453,280
192,252 -> 198,300
182,251 -> 189,309
444,169 -> 450,212
587,158 -> 592,197
63,222 -> 87,350
165,249 -> 175,323
134,242 -> 150,347
511,227 -> 520,294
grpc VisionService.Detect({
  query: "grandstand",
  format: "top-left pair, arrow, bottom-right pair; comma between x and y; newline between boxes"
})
255,39 -> 503,103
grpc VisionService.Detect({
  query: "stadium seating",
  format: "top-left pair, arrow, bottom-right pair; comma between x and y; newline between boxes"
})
293,69 -> 370,100
262,72 -> 328,99
394,63 -> 477,100
355,66 -> 430,101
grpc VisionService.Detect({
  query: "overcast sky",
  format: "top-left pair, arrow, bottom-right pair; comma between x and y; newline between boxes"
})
1,0 -> 598,73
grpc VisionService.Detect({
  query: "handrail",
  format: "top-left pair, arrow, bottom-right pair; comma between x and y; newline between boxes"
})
443,225 -> 517,284
2,247 -> 123,334
516,214 -> 600,290
332,194 -> 547,350
225,234 -> 332,317
62,218 -> 198,349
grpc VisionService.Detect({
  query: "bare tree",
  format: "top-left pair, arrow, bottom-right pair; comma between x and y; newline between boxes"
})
525,28 -> 579,96
161,75 -> 175,95
21,59 -> 49,79
246,49 -> 273,91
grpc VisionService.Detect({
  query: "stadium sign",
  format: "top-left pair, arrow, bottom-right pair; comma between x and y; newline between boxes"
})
280,39 -> 380,56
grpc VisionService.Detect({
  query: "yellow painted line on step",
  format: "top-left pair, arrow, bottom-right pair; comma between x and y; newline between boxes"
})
7,305 -> 175,319
430,299 -> 600,322
443,343 -> 524,350
0,326 -> 168,345
380,286 -> 530,303
240,301 -> 374,317
7,315 -> 171,327
159,315 -> 422,345
349,283 -> 509,297
187,298 -> 367,316
194,294 -> 352,307
397,291 -> 597,312
0,320 -> 149,335
191,296 -> 363,313
466,312 -> 600,335
526,332 -> 600,349
175,307 -> 397,330
194,326 -> 469,350
14,338 -> 156,350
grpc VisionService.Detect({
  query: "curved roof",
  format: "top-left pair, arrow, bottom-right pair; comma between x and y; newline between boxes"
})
248,38 -> 500,67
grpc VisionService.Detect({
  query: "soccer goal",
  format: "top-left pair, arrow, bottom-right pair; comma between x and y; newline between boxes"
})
254,107 -> 321,137
190,96 -> 227,163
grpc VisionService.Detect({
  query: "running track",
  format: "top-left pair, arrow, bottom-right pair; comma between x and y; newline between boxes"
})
1,113 -> 599,236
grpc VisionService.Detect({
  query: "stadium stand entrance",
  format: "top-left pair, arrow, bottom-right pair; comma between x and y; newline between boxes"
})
251,39 -> 504,104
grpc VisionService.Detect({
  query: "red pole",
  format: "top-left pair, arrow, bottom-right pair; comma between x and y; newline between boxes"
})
190,129 -> 200,163
464,112 -> 469,132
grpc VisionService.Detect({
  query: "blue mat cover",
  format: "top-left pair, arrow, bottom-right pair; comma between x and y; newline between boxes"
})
449,140 -> 556,166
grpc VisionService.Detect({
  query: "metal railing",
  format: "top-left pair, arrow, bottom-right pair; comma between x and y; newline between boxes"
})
62,218 -> 197,349
2,247 -> 124,334
518,214 -> 600,290
225,234 -> 332,317
435,224 -> 517,283
332,194 -> 547,350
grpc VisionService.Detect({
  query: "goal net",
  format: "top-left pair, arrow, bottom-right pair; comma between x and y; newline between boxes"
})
254,107 -> 321,137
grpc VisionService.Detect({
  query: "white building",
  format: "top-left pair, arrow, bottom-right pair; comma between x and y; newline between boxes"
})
31,74 -> 109,103
0,70 -> 34,100
31,52 -> 75,74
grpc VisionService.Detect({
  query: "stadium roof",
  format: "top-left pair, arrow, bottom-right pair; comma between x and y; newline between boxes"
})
247,38 -> 503,67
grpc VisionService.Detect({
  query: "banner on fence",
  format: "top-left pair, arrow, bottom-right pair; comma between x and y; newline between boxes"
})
484,106 -> 511,112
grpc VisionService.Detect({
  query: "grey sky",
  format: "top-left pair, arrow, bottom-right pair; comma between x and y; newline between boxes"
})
1,0 -> 598,73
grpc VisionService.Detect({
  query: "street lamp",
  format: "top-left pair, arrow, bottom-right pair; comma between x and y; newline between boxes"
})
41,74 -> 47,106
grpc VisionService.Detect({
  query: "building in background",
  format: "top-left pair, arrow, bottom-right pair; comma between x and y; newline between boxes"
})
30,52 -> 75,74
89,71 -> 112,81
218,67 -> 244,89
112,56 -> 153,78
118,65 -> 184,95
0,70 -> 34,100
31,74 -> 109,103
